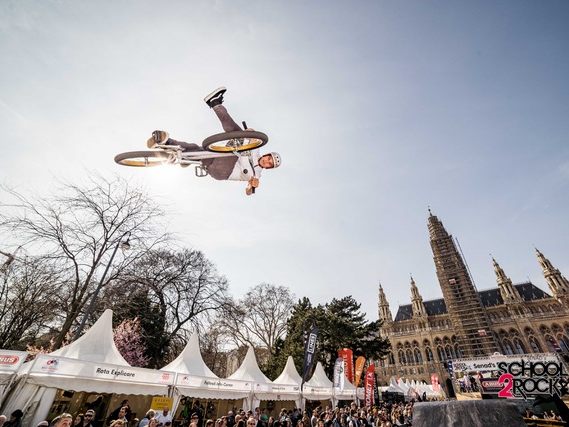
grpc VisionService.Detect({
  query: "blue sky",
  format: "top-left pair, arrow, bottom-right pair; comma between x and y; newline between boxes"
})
1,1 -> 568,320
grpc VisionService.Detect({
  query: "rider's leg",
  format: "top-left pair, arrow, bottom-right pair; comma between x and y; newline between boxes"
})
166,139 -> 203,152
212,105 -> 242,132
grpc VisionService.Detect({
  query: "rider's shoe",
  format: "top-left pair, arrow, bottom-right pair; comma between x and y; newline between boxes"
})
146,130 -> 170,148
204,87 -> 227,108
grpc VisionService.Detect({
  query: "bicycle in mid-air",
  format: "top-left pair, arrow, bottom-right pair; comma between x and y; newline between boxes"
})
114,125 -> 268,180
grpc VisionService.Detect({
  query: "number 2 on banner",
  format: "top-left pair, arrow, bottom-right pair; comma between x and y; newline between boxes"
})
498,373 -> 514,398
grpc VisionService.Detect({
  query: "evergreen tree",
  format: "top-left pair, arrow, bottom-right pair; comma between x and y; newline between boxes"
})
275,296 -> 390,381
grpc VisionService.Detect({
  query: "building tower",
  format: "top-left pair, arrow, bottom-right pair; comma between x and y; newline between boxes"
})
428,210 -> 497,357
410,276 -> 427,318
492,258 -> 523,304
378,283 -> 393,324
536,248 -> 569,305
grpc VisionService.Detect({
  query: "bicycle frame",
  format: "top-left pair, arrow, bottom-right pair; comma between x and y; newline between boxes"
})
153,143 -> 253,177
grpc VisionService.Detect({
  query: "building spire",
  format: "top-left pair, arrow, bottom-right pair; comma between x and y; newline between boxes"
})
492,257 -> 522,304
428,212 -> 497,357
378,282 -> 393,323
536,249 -> 569,303
410,276 -> 427,317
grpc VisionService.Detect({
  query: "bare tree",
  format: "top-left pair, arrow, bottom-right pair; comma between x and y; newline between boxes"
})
0,255 -> 62,348
0,175 -> 167,348
217,283 -> 295,355
108,248 -> 230,367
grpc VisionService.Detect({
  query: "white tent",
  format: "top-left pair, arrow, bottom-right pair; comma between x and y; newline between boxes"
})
2,310 -> 175,426
386,377 -> 405,394
0,350 -> 27,407
265,356 -> 302,405
228,347 -> 272,410
302,362 -> 333,401
165,332 -> 250,400
334,375 -> 357,402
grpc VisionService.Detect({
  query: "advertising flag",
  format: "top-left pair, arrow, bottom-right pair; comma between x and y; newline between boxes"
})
364,363 -> 376,407
354,356 -> 366,387
373,372 -> 380,405
333,357 -> 345,390
301,325 -> 319,386
338,348 -> 354,383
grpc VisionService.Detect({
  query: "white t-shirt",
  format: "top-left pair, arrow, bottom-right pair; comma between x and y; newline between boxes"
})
154,412 -> 173,424
228,149 -> 263,181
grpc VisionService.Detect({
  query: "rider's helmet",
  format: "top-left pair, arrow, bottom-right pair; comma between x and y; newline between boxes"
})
269,152 -> 281,168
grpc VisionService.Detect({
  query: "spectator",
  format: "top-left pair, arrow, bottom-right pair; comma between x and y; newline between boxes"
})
155,408 -> 173,426
52,414 -> 73,427
74,414 -> 84,426
0,415 -> 7,427
37,422 -> 49,427
82,410 -> 96,427
3,410 -> 23,427
138,410 -> 156,427
107,401 -> 131,425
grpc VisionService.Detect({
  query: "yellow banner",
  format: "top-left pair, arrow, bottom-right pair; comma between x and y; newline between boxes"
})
151,396 -> 174,411
354,356 -> 366,387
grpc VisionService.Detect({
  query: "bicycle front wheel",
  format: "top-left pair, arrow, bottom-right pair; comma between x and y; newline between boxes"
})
114,150 -> 171,167
202,130 -> 268,153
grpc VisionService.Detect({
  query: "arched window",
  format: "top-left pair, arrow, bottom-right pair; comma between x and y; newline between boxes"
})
414,348 -> 423,364
406,349 -> 414,365
398,350 -> 406,365
454,343 -> 462,358
558,335 -> 569,352
545,335 -> 558,353
425,347 -> 434,362
502,339 -> 514,355
529,336 -> 542,353
388,352 -> 395,365
513,338 -> 526,354
445,345 -> 455,359
437,346 -> 445,361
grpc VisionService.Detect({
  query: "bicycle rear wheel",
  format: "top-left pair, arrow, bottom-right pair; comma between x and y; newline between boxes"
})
114,150 -> 171,167
202,130 -> 268,153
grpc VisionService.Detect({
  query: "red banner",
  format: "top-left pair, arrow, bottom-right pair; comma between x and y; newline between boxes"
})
364,363 -> 376,407
338,348 -> 354,383
354,356 -> 366,387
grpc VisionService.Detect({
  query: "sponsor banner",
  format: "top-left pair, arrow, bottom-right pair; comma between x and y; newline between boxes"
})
333,357 -> 345,390
364,363 -> 375,406
31,355 -> 175,385
270,384 -> 300,393
177,375 -> 250,391
338,348 -> 354,383
373,372 -> 380,405
151,396 -> 174,410
452,353 -> 559,373
0,350 -> 27,373
354,356 -> 366,387
302,325 -> 319,384
479,377 -> 503,394
431,373 -> 440,392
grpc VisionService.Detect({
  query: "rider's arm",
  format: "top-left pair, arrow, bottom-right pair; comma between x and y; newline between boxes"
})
245,177 -> 259,196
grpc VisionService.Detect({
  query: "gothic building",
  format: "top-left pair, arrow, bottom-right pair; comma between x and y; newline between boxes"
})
377,211 -> 569,385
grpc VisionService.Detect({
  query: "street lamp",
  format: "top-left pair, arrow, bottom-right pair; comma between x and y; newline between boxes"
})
73,231 -> 132,340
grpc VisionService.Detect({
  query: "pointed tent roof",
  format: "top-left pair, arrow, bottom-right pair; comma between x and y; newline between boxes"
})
51,309 -> 129,365
273,356 -> 302,385
305,362 -> 333,388
162,332 -> 218,377
228,347 -> 271,384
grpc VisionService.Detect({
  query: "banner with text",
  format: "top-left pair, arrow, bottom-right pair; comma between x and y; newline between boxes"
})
0,350 -> 28,373
333,357 -> 345,390
452,353 -> 559,373
30,355 -> 176,385
338,348 -> 354,383
364,363 -> 376,406
302,325 -> 319,385
354,356 -> 366,387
